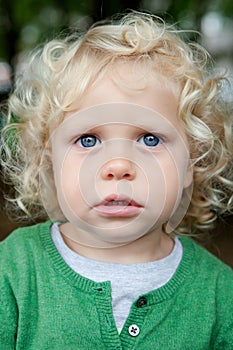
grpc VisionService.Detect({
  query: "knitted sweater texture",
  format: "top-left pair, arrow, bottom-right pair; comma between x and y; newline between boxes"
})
1,221 -> 233,350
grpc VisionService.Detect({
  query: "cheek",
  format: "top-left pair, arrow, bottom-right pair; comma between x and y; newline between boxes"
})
163,155 -> 180,187
163,165 -> 180,203
146,153 -> 182,208
54,153 -> 84,208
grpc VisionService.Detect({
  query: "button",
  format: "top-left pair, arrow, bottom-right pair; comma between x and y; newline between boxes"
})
128,324 -> 140,337
136,296 -> 147,308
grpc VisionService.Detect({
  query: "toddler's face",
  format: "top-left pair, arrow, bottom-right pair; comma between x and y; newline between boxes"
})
49,66 -> 192,248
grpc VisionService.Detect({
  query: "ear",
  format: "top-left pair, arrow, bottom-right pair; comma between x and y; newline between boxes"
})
184,163 -> 193,188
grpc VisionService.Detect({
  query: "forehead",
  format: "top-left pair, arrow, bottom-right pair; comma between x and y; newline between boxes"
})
75,60 -> 180,129
61,103 -> 178,136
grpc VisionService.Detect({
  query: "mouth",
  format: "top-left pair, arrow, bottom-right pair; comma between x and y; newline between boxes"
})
94,194 -> 143,217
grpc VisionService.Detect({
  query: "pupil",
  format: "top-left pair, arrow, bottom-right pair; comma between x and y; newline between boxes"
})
81,136 -> 96,147
144,134 -> 159,146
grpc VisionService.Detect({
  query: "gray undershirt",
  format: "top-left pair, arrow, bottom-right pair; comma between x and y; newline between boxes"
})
51,223 -> 183,329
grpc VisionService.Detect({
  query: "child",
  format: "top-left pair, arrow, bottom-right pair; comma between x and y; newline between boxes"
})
1,11 -> 233,349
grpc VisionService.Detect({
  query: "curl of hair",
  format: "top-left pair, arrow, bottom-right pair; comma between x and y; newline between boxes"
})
1,11 -> 233,236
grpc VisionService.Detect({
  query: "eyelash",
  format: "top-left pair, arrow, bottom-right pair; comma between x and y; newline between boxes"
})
75,133 -> 162,148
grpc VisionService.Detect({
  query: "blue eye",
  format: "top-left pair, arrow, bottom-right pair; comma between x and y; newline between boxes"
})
76,135 -> 100,148
138,134 -> 160,147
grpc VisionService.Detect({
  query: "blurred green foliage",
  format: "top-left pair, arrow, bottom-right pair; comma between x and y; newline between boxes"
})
0,0 -> 232,66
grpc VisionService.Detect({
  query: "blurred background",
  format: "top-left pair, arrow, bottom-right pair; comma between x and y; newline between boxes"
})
0,0 -> 233,266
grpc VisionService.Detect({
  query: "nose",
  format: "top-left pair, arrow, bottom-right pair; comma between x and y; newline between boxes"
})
101,159 -> 136,181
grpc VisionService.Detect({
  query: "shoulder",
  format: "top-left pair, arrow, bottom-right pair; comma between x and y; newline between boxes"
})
180,236 -> 233,275
179,236 -> 233,298
0,221 -> 53,264
1,220 -> 52,242
180,237 -> 233,350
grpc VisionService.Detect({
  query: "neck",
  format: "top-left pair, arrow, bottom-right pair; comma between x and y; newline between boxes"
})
59,223 -> 174,264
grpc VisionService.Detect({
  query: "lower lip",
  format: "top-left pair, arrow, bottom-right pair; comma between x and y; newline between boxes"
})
94,205 -> 142,217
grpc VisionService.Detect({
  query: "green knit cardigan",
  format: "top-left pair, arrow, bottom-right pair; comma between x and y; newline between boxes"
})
1,221 -> 233,349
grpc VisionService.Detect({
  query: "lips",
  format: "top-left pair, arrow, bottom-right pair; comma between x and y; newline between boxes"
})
94,194 -> 142,217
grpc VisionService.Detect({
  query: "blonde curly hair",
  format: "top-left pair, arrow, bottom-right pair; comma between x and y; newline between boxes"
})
1,11 -> 233,236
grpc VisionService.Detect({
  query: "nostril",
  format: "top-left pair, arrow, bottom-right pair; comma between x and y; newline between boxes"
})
105,172 -> 133,180
123,173 -> 131,178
